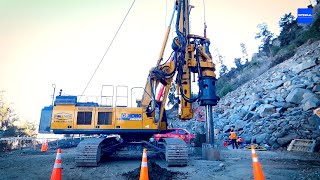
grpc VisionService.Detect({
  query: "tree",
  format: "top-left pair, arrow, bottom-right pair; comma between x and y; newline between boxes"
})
278,13 -> 299,46
233,58 -> 242,69
0,93 -> 18,133
219,64 -> 228,77
215,49 -> 228,77
19,120 -> 37,137
279,13 -> 295,30
255,23 -> 274,56
240,43 -> 249,64
0,91 -> 35,137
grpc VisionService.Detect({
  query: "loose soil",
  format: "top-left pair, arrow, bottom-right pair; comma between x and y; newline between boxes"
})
122,160 -> 187,180
0,146 -> 320,180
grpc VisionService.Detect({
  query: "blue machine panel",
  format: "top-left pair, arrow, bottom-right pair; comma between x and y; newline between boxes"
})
38,106 -> 53,133
54,96 -> 77,105
76,102 -> 99,107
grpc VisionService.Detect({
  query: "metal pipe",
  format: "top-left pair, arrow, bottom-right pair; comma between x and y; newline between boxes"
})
205,105 -> 214,144
51,84 -> 56,106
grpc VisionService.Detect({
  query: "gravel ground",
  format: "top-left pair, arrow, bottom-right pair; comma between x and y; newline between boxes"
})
0,146 -> 319,180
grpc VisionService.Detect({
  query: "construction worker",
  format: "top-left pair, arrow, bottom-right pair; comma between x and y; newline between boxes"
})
229,130 -> 238,149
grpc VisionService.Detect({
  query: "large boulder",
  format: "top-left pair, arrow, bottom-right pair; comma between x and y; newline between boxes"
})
271,102 -> 285,108
249,101 -> 262,111
267,136 -> 280,148
243,112 -> 255,120
292,58 -> 317,74
313,85 -> 320,92
283,80 -> 292,88
265,81 -> 284,90
277,133 -> 299,146
256,104 -> 276,117
235,120 -> 247,129
223,125 -> 232,133
308,115 -> 320,126
227,114 -> 242,123
285,88 -> 311,104
303,97 -> 320,111
273,130 -> 287,138
242,132 -> 253,143
255,133 -> 267,144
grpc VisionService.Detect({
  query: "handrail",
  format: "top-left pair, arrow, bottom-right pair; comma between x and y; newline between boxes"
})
116,85 -> 128,107
101,85 -> 114,107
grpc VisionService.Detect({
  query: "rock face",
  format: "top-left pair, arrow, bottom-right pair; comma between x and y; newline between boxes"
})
166,40 -> 320,151
211,41 -> 320,150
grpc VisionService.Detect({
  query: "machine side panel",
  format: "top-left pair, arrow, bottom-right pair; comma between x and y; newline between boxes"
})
94,107 -> 115,130
114,107 -> 143,129
73,106 -> 96,130
51,105 -> 75,130
38,106 -> 53,133
52,129 -> 158,134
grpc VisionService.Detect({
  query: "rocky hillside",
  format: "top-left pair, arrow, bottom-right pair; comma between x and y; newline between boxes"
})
167,40 -> 320,150
215,40 -> 320,149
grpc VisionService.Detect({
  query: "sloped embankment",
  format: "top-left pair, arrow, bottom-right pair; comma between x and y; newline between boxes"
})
215,41 -> 320,149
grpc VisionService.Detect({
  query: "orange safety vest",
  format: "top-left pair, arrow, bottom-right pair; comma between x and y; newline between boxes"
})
229,132 -> 237,140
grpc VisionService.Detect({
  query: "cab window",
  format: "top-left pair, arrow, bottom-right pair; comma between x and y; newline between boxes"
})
77,112 -> 92,125
98,112 -> 112,125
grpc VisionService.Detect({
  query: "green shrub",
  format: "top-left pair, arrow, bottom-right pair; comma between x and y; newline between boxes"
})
271,46 -> 281,56
270,44 -> 295,67
218,83 -> 234,97
293,17 -> 320,47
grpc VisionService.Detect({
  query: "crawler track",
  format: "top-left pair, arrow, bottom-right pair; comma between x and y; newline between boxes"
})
163,138 -> 188,166
75,136 -> 122,166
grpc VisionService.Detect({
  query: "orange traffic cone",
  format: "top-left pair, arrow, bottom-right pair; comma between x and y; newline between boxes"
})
41,140 -> 47,152
50,148 -> 62,180
139,148 -> 149,180
44,140 -> 49,151
251,145 -> 265,180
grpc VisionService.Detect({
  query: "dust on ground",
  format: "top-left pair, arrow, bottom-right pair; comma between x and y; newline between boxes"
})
0,147 -> 320,180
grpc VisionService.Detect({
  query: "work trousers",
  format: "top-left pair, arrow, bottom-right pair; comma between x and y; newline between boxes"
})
230,139 -> 238,149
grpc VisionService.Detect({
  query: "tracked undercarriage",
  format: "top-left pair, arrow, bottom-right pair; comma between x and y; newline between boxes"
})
75,136 -> 188,167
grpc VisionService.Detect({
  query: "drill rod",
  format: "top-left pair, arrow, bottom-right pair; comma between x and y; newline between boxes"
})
205,105 -> 214,144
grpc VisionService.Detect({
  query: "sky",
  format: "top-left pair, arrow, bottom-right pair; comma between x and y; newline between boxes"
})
0,0 -> 314,125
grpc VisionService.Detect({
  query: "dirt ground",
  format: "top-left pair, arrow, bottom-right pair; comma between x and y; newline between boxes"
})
0,146 -> 320,180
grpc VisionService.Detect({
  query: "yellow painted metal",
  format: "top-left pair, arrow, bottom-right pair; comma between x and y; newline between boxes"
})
156,26 -> 172,66
114,107 -> 143,129
187,44 -> 197,67
51,105 -> 75,129
94,107 -> 115,129
141,76 -> 152,108
73,106 -> 95,130
158,78 -> 172,129
50,104 -> 160,131
142,113 -> 158,130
